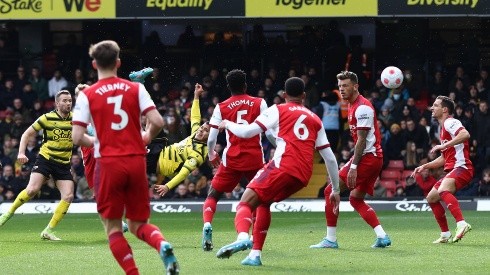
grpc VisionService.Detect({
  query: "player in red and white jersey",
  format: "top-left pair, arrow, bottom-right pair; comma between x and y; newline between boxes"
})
412,95 -> 473,244
312,71 -> 391,249
215,77 -> 340,266
71,40 -> 179,274
202,69 -> 272,251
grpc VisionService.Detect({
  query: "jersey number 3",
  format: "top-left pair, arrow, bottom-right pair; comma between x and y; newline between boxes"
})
108,95 -> 129,130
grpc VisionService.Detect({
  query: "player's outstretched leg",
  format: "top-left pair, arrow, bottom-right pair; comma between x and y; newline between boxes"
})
129,67 -> 153,83
202,222 -> 213,251
0,212 -> 13,227
216,239 -> 253,259
160,241 -> 180,275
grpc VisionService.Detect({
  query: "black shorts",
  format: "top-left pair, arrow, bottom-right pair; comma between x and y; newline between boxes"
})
32,155 -> 73,182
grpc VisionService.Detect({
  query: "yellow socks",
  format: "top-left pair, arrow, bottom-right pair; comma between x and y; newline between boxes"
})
9,189 -> 32,213
47,200 -> 71,229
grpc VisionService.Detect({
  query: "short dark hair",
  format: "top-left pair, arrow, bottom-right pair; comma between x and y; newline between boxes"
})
89,40 -> 120,70
336,71 -> 358,84
436,95 -> 455,115
284,77 -> 304,97
226,69 -> 246,94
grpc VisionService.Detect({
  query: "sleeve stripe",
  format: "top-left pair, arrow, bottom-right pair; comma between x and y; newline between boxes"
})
357,127 -> 371,130
316,144 -> 331,150
73,121 -> 89,127
142,106 -> 156,116
255,120 -> 267,131
209,124 -> 218,129
454,127 -> 464,136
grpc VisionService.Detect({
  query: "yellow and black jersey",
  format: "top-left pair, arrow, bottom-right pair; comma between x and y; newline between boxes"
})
157,98 -> 208,189
32,110 -> 73,165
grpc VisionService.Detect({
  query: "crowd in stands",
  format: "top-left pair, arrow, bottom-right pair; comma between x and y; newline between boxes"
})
1,23 -> 490,201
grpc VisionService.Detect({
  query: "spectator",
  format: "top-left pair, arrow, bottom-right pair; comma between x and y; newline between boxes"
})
378,105 -> 394,129
9,113 -> 28,140
403,141 -> 423,170
0,164 -> 15,193
9,164 -> 30,197
171,183 -> 194,199
187,182 -> 198,198
478,168 -> 490,196
24,136 -> 39,167
29,66 -> 49,101
414,169 -> 437,195
13,65 -> 28,93
365,177 -> 387,199
48,69 -> 68,99
402,118 -> 430,154
76,176 -> 92,200
13,98 -> 33,124
21,83 -> 38,111
231,183 -> 245,199
37,177 -> 60,200
385,123 -> 404,160
316,91 -> 341,150
0,79 -> 18,110
177,25 -> 200,49
404,176 -> 423,197
473,101 -> 490,172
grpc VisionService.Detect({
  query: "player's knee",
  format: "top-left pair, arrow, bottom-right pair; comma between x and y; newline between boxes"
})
207,188 -> 222,200
61,193 -> 74,203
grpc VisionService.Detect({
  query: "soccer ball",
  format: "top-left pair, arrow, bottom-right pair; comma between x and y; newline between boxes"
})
381,66 -> 404,89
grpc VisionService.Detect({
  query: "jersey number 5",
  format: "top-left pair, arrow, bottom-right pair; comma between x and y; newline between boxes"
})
294,114 -> 309,140
107,95 -> 129,130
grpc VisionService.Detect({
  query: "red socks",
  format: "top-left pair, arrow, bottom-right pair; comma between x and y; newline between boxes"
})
349,196 -> 380,228
429,202 -> 449,232
439,191 -> 464,222
252,204 -> 271,250
235,202 -> 253,234
109,232 -> 138,275
203,197 -> 217,223
324,184 -> 338,227
136,224 -> 165,251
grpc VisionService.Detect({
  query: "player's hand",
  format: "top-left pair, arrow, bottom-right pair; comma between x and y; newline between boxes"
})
347,168 -> 357,189
75,83 -> 90,95
218,120 -> 229,132
194,83 -> 204,99
208,151 -> 221,168
430,144 -> 445,154
17,153 -> 29,164
141,130 -> 151,145
155,185 -> 170,197
411,165 -> 425,178
329,192 -> 341,216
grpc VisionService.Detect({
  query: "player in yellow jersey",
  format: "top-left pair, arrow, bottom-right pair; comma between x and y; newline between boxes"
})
0,90 -> 75,241
154,83 -> 213,196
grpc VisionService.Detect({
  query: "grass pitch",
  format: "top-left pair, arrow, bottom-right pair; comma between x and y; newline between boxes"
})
0,211 -> 488,274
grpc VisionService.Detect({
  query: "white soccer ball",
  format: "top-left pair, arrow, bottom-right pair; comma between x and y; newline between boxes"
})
381,66 -> 404,89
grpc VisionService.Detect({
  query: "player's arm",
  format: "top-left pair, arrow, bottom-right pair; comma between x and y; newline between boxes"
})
72,125 -> 95,147
317,127 -> 341,214
207,105 -> 222,167
221,121 -> 263,138
155,156 -> 201,196
351,129 -> 367,167
412,155 -> 444,177
17,125 -> 39,164
190,83 -> 203,135
431,128 -> 470,154
259,99 -> 277,147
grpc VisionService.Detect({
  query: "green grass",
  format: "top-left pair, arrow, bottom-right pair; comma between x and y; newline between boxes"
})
0,211 -> 489,274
